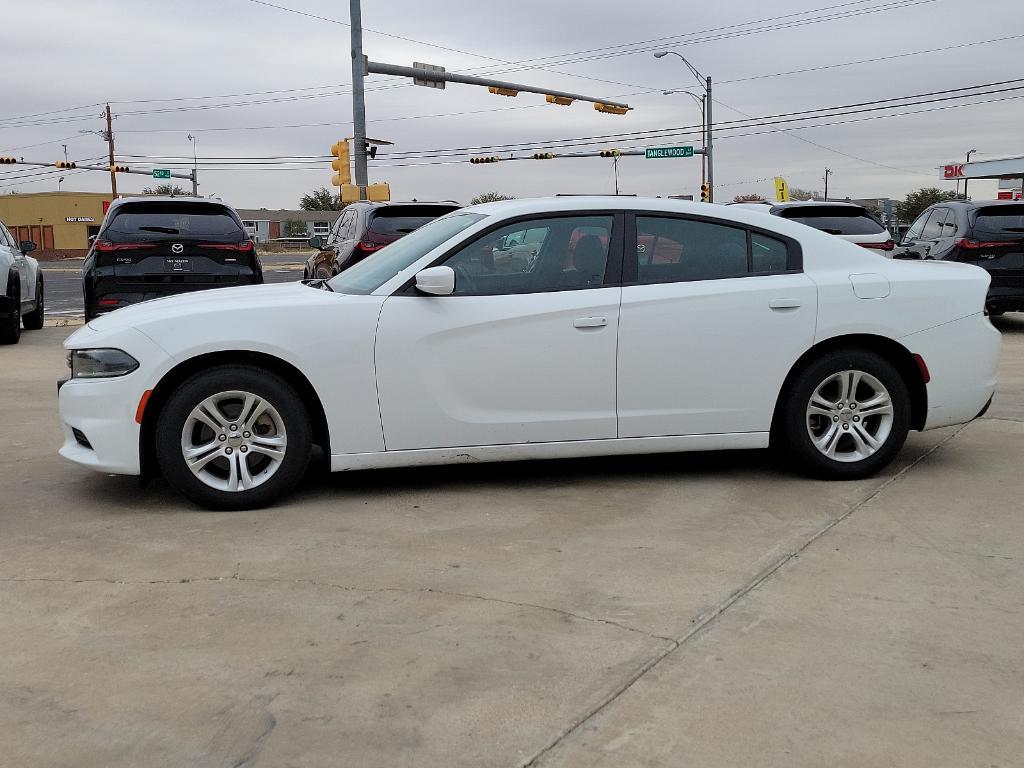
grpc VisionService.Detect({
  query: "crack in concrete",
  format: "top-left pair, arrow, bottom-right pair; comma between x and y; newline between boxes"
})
0,574 -> 670,643
519,425 -> 968,768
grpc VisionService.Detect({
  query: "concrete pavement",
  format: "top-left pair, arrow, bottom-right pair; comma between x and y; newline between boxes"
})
1,316 -> 1022,767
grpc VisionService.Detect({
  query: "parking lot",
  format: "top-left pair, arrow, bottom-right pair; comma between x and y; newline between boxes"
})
1,316 -> 1022,767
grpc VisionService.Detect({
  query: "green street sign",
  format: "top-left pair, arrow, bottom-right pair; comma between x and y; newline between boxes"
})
152,169 -> 171,179
645,146 -> 693,159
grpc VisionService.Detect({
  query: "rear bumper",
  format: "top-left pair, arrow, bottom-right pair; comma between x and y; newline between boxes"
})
986,284 -> 1024,312
901,313 -> 1001,430
85,275 -> 262,318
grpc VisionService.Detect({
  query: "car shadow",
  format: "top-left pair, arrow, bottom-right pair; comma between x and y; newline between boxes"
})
990,313 -> 1024,335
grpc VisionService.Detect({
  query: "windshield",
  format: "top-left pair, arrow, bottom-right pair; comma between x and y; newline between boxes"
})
974,206 -> 1024,240
329,213 -> 485,294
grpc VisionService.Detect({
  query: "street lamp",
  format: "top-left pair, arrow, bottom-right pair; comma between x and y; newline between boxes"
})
187,133 -> 199,195
963,148 -> 977,199
655,51 -> 714,202
664,89 -> 706,187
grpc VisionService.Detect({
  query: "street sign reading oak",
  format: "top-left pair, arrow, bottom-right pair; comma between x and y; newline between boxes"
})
645,146 -> 693,159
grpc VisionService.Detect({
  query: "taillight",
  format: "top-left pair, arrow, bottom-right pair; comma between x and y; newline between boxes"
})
956,238 -> 1016,250
858,240 -> 895,251
93,240 -> 157,252
201,240 -> 255,252
97,298 -> 120,307
356,240 -> 382,253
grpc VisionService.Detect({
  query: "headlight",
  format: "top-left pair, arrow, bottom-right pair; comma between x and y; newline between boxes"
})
68,348 -> 140,379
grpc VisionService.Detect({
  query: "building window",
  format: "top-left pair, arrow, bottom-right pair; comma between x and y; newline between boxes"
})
313,222 -> 329,235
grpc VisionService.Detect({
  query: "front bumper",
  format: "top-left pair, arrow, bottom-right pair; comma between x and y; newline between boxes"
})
58,329 -> 174,476
902,312 -> 1001,430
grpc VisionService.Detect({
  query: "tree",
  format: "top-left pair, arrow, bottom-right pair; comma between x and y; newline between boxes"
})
788,186 -> 821,201
733,193 -> 767,203
895,187 -> 962,223
469,191 -> 516,205
283,220 -> 309,237
300,187 -> 346,211
143,184 -> 188,196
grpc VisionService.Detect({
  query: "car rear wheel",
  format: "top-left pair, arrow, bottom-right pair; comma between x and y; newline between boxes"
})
0,277 -> 21,344
780,349 -> 910,479
155,365 -> 312,510
23,277 -> 44,330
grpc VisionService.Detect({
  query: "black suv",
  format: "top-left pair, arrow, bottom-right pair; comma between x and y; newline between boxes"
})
83,197 -> 262,320
304,201 -> 459,279
896,200 -> 1024,314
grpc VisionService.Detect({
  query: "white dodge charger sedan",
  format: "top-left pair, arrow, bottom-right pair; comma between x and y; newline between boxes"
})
58,197 -> 1000,509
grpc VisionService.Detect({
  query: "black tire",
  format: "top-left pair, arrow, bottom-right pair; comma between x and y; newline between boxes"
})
0,276 -> 21,345
778,348 -> 910,480
22,277 -> 43,330
155,365 -> 312,510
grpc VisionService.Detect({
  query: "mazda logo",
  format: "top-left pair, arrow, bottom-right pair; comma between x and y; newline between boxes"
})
171,243 -> 184,254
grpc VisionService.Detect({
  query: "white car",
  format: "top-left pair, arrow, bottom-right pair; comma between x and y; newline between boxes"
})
58,197 -> 999,509
0,220 -> 44,344
728,201 -> 895,254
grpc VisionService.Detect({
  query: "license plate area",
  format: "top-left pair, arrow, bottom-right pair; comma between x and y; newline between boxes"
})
165,258 -> 193,272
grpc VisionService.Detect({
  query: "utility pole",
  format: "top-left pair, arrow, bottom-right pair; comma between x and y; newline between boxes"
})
963,149 -> 977,199
705,76 -> 714,202
823,167 -> 832,201
350,0 -> 368,198
62,144 -> 68,164
188,134 -> 199,195
105,104 -> 117,198
613,155 -> 620,195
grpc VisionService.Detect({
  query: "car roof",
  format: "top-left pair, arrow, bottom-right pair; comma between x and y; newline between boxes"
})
940,199 -> 1024,209
108,196 -> 232,208
768,200 -> 866,209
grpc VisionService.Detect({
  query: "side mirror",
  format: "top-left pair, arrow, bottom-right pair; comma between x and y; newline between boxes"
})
19,240 -> 36,254
415,266 -> 455,296
308,235 -> 324,250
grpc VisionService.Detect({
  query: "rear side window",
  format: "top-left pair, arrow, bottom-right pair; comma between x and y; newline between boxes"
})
778,206 -> 886,236
367,206 -> 458,237
632,216 -> 793,284
104,203 -> 244,240
973,206 -> 1024,241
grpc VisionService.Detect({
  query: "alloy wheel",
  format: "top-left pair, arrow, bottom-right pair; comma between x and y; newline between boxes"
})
180,390 -> 288,492
806,369 -> 894,463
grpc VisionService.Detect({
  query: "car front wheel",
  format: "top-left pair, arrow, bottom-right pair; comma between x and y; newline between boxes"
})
780,349 -> 910,480
0,277 -> 21,344
155,365 -> 312,509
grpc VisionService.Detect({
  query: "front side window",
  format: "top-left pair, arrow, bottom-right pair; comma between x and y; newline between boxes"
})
633,216 -> 749,283
442,215 -> 613,296
329,213 -> 484,294
921,208 -> 947,239
902,210 -> 931,243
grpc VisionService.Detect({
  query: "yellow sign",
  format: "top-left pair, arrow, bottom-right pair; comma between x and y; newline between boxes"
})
774,176 -> 790,202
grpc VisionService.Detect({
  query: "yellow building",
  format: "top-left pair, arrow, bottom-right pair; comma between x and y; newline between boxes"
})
0,191 -> 112,258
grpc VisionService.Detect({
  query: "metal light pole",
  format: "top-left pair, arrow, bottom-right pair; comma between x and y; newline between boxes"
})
58,176 -> 64,192
963,148 -> 977,199
187,134 -> 199,195
655,51 -> 713,202
350,0 -> 368,197
663,89 -> 706,187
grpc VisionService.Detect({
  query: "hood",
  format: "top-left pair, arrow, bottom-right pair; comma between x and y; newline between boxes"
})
87,282 -> 327,333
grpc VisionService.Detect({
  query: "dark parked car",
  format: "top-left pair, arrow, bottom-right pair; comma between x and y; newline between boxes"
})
304,201 -> 460,279
895,200 -> 1024,315
83,197 -> 262,321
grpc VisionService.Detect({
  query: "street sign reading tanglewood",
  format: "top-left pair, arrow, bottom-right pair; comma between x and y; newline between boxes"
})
152,169 -> 171,179
645,146 -> 693,159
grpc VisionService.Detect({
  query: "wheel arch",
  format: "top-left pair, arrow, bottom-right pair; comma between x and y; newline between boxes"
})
140,350 -> 331,481
771,333 -> 928,441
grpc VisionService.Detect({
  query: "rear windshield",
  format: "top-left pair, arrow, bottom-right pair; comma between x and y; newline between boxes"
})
367,206 -> 459,237
973,206 -> 1024,241
777,206 -> 886,236
105,203 -> 244,239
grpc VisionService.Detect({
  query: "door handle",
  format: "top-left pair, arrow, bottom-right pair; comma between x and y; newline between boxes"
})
573,316 -> 608,328
768,298 -> 801,310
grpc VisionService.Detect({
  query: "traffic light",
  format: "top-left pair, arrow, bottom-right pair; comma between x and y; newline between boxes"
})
545,95 -> 573,106
594,102 -> 629,115
110,165 -> 130,173
0,157 -> 16,165
331,140 -> 351,187
599,150 -> 621,158
488,86 -> 519,97
700,184 -> 710,202
532,153 -> 555,160
470,156 -> 501,164
55,161 -> 77,169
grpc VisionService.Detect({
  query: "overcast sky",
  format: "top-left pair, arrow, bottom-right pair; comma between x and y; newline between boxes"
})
1,0 -> 1020,208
